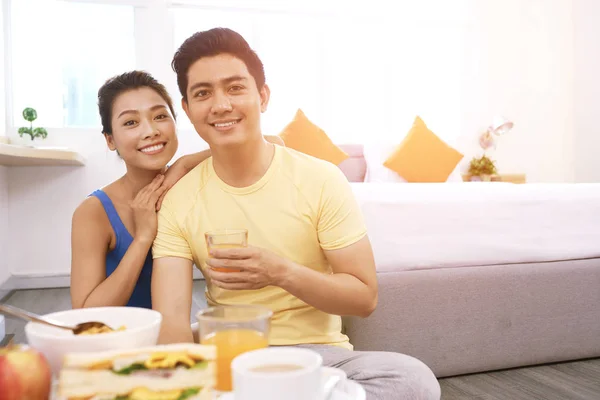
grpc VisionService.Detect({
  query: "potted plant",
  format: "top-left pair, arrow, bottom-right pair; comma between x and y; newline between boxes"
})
17,107 -> 48,145
467,155 -> 497,181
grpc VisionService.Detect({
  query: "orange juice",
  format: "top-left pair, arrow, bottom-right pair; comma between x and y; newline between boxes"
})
208,243 -> 244,272
201,329 -> 269,391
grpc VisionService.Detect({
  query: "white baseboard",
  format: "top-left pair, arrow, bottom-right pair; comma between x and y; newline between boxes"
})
3,270 -> 205,290
3,274 -> 71,290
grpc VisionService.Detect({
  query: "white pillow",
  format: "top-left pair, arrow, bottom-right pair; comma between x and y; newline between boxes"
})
363,142 -> 464,183
363,142 -> 407,183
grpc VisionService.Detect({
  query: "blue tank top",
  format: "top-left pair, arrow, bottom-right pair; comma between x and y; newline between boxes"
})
90,190 -> 153,309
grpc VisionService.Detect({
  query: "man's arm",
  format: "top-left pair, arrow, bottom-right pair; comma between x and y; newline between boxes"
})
152,192 -> 197,344
207,236 -> 377,318
279,163 -> 376,317
278,236 -> 377,317
152,256 -> 195,344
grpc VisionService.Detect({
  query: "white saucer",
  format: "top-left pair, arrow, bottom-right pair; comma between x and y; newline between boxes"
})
218,367 -> 366,400
51,369 -> 367,400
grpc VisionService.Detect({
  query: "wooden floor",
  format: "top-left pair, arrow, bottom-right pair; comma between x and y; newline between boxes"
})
2,286 -> 599,400
439,359 -> 600,400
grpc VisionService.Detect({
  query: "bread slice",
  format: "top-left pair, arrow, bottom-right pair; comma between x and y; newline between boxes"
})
57,344 -> 216,400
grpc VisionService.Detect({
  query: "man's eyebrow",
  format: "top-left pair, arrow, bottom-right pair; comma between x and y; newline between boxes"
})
117,104 -> 167,119
188,75 -> 248,93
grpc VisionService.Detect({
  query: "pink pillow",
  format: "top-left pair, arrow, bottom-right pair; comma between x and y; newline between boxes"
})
337,144 -> 366,182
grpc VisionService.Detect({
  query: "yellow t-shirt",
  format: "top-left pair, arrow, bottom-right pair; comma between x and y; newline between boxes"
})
153,145 -> 367,349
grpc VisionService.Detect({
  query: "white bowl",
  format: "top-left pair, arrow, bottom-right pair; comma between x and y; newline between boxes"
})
25,307 -> 162,374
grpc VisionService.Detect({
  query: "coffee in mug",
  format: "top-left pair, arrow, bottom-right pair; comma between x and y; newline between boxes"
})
231,348 -> 324,400
249,364 -> 304,373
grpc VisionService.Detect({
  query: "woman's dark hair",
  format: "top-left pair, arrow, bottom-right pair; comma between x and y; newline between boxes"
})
172,27 -> 266,101
98,70 -> 176,135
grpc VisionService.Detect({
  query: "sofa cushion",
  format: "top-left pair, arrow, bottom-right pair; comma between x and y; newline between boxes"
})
278,109 -> 349,165
384,116 -> 464,182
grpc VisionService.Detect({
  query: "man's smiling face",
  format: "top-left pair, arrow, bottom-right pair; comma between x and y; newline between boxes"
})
182,54 -> 270,148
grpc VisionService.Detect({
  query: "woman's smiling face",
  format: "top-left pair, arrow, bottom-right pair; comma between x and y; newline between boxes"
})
105,87 -> 178,171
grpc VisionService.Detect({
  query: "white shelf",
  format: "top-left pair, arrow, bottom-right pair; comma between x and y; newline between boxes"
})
0,143 -> 86,166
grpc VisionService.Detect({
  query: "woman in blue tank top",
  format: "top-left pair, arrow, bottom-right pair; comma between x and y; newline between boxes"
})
69,71 -> 212,309
70,71 -> 283,309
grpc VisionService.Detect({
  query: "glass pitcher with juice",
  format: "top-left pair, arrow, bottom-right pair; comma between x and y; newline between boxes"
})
196,305 -> 272,392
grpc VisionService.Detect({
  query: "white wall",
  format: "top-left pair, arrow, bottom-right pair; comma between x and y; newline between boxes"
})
7,133 -> 124,278
573,0 -> 600,182
6,128 -> 207,279
0,1 -> 9,286
0,167 -> 9,286
4,0 -> 597,279
0,0 -> 5,136
456,0 -> 575,182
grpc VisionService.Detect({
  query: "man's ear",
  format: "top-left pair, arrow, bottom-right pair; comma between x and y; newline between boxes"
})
259,84 -> 270,113
182,97 -> 191,119
103,133 -> 117,151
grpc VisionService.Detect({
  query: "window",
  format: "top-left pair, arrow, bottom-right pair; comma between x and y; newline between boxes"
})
5,0 -> 468,144
10,0 -> 135,128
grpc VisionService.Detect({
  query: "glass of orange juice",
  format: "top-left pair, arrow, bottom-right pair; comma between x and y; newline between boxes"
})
205,229 -> 248,272
197,305 -> 272,392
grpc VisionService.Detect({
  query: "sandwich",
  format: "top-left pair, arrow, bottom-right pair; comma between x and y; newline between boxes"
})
57,343 -> 216,400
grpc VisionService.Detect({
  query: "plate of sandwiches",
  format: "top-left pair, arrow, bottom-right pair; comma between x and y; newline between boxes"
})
53,343 -> 216,400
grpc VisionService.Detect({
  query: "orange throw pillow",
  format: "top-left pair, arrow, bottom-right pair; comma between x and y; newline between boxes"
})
278,109 -> 349,165
384,116 -> 464,182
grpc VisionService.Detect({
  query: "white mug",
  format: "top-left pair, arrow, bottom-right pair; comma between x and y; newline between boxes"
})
231,347 -> 343,400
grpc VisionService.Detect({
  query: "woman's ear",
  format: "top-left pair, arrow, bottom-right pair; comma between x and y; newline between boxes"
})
103,133 -> 117,151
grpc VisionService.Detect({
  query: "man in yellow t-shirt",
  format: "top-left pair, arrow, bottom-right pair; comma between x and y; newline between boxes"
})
152,28 -> 440,400
154,144 -> 366,348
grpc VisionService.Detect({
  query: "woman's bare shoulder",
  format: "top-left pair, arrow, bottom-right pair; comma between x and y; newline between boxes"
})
72,190 -> 113,235
73,196 -> 103,220
73,181 -> 121,222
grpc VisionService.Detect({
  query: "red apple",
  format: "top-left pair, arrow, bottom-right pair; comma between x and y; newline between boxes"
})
0,344 -> 52,400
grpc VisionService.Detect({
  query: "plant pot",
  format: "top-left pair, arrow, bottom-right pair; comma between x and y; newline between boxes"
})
468,174 -> 492,182
9,135 -> 39,148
